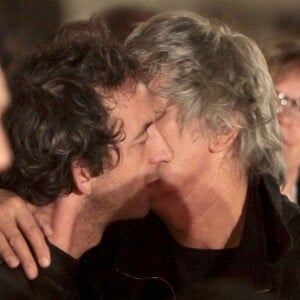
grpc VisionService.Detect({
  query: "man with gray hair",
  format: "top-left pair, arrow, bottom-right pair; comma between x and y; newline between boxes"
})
79,11 -> 299,299
0,11 -> 299,299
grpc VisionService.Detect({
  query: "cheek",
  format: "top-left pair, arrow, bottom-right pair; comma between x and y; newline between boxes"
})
296,129 -> 300,143
158,142 -> 189,181
117,154 -> 143,181
156,121 -> 180,148
283,139 -> 300,168
289,127 -> 300,145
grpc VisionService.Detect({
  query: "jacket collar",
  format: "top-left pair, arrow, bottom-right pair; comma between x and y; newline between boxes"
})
258,176 -> 291,262
297,178 -> 300,205
113,213 -> 175,282
113,175 -> 292,291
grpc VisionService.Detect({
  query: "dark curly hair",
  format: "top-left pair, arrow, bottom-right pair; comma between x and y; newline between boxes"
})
0,17 -> 140,206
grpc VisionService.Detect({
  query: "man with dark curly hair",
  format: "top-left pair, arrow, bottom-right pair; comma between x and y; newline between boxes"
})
0,17 -> 172,299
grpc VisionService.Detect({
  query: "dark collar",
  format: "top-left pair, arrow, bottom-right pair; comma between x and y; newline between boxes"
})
257,176 -> 291,262
34,241 -> 80,291
113,213 -> 175,281
297,178 -> 300,205
113,176 -> 292,290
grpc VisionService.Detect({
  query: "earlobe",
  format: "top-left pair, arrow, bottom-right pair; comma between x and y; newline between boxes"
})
71,161 -> 92,195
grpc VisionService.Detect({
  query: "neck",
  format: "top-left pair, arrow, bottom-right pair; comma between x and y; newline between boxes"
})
37,193 -> 108,259
282,167 -> 299,201
153,166 -> 248,249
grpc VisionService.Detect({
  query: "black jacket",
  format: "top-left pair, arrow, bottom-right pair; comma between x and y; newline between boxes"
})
297,179 -> 300,205
0,242 -> 81,300
80,176 -> 300,300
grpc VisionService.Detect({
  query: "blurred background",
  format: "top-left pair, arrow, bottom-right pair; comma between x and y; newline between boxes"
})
1,0 -> 300,70
61,0 -> 300,40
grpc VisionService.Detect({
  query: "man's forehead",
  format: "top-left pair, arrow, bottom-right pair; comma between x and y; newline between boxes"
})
108,80 -> 140,104
112,81 -> 150,103
116,79 -> 138,96
111,83 -> 157,140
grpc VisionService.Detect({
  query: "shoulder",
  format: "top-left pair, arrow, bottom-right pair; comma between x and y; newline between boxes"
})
0,261 -> 32,299
280,195 -> 300,237
278,197 -> 300,298
78,213 -> 166,296
262,174 -> 300,236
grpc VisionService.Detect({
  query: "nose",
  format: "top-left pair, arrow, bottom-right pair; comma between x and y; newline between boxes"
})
149,125 -> 173,164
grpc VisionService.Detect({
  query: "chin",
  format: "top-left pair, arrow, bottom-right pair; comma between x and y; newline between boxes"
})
116,206 -> 149,221
115,192 -> 150,221
132,206 -> 150,219
131,193 -> 151,219
152,178 -> 179,194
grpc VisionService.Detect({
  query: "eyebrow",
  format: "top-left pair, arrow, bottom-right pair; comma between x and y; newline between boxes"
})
132,108 -> 167,143
133,120 -> 154,142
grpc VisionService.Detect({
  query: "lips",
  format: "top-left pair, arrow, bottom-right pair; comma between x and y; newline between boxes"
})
146,174 -> 159,185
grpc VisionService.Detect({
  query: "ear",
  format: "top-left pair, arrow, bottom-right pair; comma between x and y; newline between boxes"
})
208,126 -> 239,153
71,160 -> 92,195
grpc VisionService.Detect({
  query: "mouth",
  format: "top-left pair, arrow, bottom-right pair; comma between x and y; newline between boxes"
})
145,173 -> 160,185
148,177 -> 159,186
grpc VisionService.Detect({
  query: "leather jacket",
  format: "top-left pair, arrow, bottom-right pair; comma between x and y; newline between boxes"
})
297,178 -> 300,205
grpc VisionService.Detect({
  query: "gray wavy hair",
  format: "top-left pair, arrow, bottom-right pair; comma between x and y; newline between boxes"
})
126,10 -> 284,182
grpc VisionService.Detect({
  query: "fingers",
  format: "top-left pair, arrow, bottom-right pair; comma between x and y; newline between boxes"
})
36,218 -> 53,238
0,194 -> 24,269
7,228 -> 39,280
0,232 -> 19,268
34,209 -> 53,238
0,191 -> 51,280
0,217 -> 39,279
17,211 -> 50,269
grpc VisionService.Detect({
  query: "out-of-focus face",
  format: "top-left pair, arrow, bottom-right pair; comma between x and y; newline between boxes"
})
90,82 -> 173,221
275,67 -> 300,171
0,69 -> 12,171
149,94 -> 216,216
